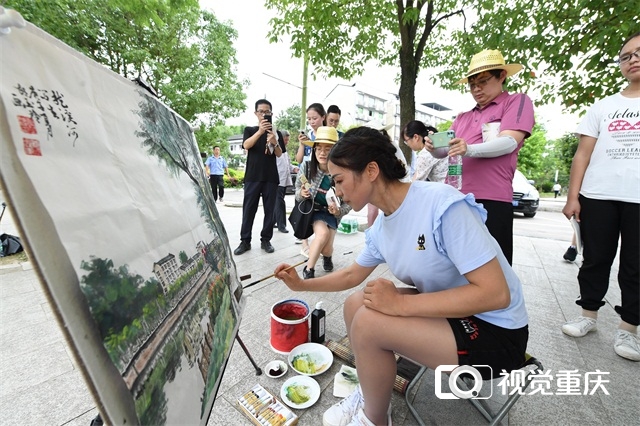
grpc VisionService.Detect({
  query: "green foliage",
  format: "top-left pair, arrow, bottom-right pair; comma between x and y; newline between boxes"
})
442,0 -> 639,113
517,123 -> 547,176
555,132 -> 580,176
80,257 -> 161,339
275,104 -> 303,162
195,124 -> 246,157
265,0 -> 637,138
224,171 -> 244,188
227,154 -> 246,170
6,0 -> 247,126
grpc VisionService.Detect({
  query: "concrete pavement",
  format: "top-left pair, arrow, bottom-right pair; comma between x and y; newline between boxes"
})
0,189 -> 637,425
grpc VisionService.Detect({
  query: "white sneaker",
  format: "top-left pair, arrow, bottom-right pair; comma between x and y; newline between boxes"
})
562,316 -> 597,337
346,408 -> 392,426
323,386 -> 364,426
614,330 -> 640,361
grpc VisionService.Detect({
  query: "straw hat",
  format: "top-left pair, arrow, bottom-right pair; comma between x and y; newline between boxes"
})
302,126 -> 339,146
362,120 -> 394,132
456,49 -> 523,84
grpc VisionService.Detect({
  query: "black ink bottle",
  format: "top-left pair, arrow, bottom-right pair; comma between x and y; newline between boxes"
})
311,302 -> 325,343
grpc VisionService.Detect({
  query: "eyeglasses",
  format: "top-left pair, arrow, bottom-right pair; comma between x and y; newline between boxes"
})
314,147 -> 332,154
256,109 -> 272,115
468,75 -> 495,90
618,48 -> 640,65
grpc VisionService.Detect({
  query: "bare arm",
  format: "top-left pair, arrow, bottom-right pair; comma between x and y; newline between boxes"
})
295,133 -> 310,163
562,134 -> 597,221
363,258 -> 510,318
275,261 -> 376,292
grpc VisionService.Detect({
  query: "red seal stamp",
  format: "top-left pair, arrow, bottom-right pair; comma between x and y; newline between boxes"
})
23,138 -> 42,156
17,115 -> 37,134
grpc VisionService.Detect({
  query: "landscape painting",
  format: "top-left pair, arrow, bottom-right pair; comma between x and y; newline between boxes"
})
0,22 -> 243,425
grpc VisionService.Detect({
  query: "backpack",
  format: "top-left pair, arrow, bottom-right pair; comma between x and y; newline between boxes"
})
1,233 -> 23,257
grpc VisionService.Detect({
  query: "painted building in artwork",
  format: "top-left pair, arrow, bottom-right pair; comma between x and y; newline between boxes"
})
153,253 -> 179,294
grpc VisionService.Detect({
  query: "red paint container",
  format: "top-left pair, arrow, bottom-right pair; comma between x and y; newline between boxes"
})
270,299 -> 310,354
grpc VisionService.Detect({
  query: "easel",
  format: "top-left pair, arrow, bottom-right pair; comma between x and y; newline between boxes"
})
236,334 -> 262,375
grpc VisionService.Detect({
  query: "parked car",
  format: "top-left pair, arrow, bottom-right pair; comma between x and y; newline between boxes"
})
512,170 -> 539,218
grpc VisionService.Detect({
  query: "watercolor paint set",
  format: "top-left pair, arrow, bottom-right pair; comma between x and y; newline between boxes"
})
237,384 -> 298,426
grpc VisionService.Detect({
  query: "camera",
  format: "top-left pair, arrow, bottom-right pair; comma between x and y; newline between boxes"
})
299,129 -> 306,136
434,364 -> 492,399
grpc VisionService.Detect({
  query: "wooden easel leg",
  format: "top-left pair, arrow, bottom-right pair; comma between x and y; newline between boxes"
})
236,334 -> 262,375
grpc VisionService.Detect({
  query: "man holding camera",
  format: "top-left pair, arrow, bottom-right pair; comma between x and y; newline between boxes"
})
234,99 -> 285,255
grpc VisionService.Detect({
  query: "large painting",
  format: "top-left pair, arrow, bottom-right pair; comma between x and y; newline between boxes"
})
0,22 -> 243,425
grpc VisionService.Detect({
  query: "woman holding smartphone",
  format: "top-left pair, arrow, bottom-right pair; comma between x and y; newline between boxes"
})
295,103 -> 327,256
295,126 -> 351,278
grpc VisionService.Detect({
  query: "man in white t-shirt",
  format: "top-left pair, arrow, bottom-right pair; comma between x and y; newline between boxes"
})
561,31 -> 640,362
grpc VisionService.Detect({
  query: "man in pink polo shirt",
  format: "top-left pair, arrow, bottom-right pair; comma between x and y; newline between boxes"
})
429,49 -> 535,265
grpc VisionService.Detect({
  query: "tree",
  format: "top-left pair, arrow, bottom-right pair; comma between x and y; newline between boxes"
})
265,0 -> 636,160
7,0 -> 247,129
266,0 -> 463,161
516,123 -> 547,177
275,104 -> 302,163
555,132 -> 580,177
442,0 -> 638,113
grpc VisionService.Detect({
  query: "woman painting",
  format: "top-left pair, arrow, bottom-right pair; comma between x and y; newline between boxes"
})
276,126 -> 528,426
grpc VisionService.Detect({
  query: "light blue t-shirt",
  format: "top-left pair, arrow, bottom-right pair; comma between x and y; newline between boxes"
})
357,181 -> 528,329
205,155 -> 228,175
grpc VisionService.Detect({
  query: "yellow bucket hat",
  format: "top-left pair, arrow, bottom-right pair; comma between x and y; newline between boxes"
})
456,49 -> 523,84
302,126 -> 339,146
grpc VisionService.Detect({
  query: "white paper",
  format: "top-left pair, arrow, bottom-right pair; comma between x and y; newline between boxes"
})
482,122 -> 501,143
333,365 -> 359,397
569,216 -> 583,255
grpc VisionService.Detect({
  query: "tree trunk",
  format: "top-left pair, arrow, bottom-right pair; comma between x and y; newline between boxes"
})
398,51 -> 417,164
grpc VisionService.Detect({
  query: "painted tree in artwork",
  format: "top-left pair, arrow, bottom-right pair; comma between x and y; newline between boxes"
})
80,257 -> 161,340
134,92 -> 226,241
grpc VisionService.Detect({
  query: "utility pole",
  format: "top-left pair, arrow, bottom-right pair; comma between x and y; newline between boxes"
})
301,53 -> 308,130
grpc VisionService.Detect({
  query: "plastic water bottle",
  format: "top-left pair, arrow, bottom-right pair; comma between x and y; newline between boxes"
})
446,155 -> 463,190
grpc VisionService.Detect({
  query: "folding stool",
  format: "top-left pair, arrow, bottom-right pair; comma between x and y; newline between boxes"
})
405,354 -> 544,426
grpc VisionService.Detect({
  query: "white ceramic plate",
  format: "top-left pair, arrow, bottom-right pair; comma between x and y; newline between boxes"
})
288,342 -> 334,376
280,375 -> 320,409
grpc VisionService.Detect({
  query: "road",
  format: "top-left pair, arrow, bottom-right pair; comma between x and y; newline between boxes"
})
513,209 -> 573,242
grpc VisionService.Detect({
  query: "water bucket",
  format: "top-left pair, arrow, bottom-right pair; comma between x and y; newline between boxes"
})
270,299 -> 310,354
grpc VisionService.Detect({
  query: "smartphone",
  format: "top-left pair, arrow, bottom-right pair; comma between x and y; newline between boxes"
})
429,130 -> 455,149
264,114 -> 272,125
299,129 -> 306,136
326,188 -> 340,208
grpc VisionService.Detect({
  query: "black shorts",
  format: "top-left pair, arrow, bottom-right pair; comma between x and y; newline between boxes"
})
447,316 -> 529,380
